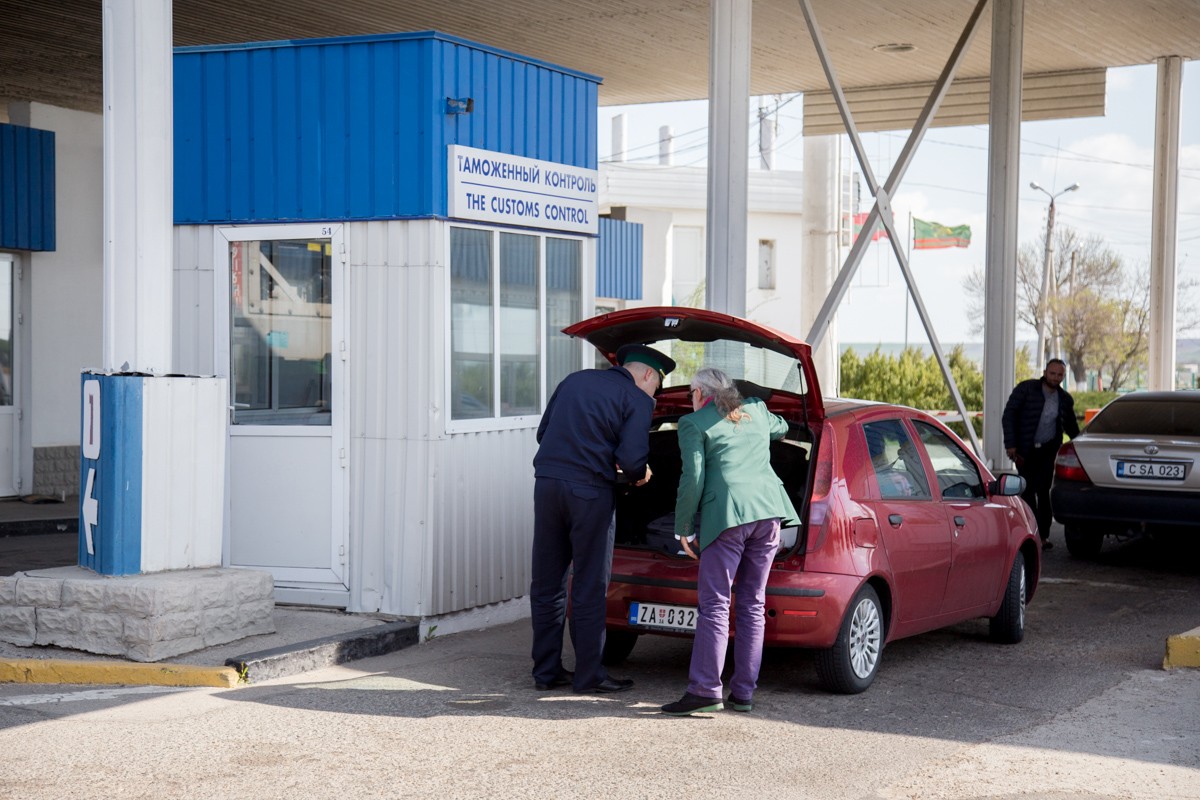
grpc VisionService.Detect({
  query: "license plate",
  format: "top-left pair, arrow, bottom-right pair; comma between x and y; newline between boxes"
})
1115,460 -> 1186,480
629,601 -> 697,632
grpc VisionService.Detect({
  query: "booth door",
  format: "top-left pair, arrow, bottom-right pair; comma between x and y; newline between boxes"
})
0,254 -> 18,497
217,225 -> 348,604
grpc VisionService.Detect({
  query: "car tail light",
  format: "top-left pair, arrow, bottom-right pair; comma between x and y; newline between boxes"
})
1054,441 -> 1090,482
810,425 -> 834,500
803,426 -> 836,554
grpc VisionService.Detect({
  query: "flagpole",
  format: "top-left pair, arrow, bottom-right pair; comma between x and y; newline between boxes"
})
904,211 -> 912,349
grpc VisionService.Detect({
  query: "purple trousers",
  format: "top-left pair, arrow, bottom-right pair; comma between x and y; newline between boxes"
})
687,517 -> 781,701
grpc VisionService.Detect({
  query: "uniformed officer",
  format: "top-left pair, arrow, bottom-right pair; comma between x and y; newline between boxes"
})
530,343 -> 676,693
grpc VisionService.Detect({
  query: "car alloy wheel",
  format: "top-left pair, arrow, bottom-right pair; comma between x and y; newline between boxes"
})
817,584 -> 885,694
848,595 -> 882,679
989,550 -> 1027,644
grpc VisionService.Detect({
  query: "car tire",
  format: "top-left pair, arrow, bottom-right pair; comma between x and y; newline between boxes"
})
988,550 -> 1026,644
815,584 -> 884,694
1064,524 -> 1104,559
601,630 -> 639,666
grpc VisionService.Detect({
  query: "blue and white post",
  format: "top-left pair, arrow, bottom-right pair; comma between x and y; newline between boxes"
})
80,373 -> 226,575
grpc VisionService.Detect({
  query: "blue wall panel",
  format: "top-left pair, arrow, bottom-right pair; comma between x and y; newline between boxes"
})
596,217 -> 643,300
175,31 -> 601,225
0,123 -> 56,251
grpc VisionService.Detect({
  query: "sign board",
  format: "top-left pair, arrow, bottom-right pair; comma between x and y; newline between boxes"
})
448,145 -> 598,235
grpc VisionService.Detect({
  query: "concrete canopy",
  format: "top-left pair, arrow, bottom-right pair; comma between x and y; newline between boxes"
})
2,0 -> 1199,113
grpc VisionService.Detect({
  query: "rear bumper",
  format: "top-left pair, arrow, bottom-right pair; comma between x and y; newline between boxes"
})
1051,480 -> 1200,529
605,557 -> 863,650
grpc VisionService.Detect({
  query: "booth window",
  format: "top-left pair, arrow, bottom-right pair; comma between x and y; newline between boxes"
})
229,239 -> 332,425
451,226 -> 582,422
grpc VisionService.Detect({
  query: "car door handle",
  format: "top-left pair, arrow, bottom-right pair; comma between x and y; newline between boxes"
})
954,515 -> 966,527
888,514 -> 903,527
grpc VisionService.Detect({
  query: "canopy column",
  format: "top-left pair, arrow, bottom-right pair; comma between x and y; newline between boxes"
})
1148,55 -> 1183,391
705,0 -> 751,316
982,0 -> 1024,468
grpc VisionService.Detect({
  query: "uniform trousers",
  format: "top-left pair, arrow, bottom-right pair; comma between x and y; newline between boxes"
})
687,517 -> 781,701
530,477 -> 616,691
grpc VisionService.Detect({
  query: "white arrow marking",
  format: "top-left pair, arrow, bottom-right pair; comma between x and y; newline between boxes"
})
83,467 -> 98,555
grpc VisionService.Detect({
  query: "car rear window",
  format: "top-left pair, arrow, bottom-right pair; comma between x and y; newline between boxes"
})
1087,399 -> 1200,436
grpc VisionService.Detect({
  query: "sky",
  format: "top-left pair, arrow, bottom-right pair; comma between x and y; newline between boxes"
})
596,62 -> 1200,346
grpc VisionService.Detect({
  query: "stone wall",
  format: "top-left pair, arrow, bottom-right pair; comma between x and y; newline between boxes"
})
0,566 -> 276,662
33,445 -> 79,498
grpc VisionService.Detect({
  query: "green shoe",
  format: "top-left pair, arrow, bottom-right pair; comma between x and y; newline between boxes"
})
727,695 -> 753,712
661,692 -> 724,716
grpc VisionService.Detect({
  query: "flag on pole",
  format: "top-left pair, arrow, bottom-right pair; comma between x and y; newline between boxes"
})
852,212 -> 889,243
913,217 -> 971,249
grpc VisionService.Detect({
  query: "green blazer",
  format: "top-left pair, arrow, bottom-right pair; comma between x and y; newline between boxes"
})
674,397 -> 800,551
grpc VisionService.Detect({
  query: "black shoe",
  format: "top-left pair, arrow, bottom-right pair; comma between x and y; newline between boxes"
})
661,692 -> 723,716
1042,539 -> 1054,550
726,695 -> 753,712
534,670 -> 574,690
589,677 -> 634,693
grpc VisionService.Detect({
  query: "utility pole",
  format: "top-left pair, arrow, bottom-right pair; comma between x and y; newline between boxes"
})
1030,181 -> 1078,364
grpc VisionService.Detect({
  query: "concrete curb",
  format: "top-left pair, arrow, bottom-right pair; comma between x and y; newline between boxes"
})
0,658 -> 239,687
225,619 -> 420,683
1163,626 -> 1200,668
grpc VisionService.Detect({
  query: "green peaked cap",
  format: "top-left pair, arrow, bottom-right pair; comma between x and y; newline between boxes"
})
616,344 -> 676,377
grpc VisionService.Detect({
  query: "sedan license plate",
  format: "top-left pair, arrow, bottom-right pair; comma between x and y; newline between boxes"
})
629,601 -> 697,633
1115,459 -> 1186,481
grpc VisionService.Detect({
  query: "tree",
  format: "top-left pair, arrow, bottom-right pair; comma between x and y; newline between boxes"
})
964,223 -> 1195,390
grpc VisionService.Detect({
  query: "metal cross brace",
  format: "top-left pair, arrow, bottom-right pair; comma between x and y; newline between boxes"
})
799,0 -> 988,457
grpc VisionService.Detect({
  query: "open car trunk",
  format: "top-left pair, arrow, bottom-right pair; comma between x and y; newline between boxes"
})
565,306 -> 826,561
614,417 -> 814,557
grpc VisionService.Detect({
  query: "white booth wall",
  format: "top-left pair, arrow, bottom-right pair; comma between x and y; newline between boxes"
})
175,219 -> 555,618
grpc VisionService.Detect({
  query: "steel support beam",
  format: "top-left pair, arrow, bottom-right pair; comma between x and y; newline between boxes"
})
1148,55 -> 1183,391
799,0 -> 987,457
705,0 -> 751,316
982,0 -> 1024,469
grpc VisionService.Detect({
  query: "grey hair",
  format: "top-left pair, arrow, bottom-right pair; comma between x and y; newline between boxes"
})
691,366 -> 747,421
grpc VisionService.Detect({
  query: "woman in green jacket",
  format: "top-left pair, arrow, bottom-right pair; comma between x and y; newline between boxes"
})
661,367 -> 798,716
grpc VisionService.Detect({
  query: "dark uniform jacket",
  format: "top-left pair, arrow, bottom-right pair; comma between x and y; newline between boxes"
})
534,366 -> 654,487
1001,378 -> 1081,453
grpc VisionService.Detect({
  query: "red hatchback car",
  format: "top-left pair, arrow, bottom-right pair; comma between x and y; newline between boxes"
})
566,307 -> 1041,693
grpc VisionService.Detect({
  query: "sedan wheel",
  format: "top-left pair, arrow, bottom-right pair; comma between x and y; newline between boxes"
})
1064,524 -> 1104,559
989,550 -> 1026,644
816,585 -> 883,694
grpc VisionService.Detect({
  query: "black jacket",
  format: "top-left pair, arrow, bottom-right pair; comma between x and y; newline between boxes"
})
1001,378 -> 1080,453
533,366 -> 654,487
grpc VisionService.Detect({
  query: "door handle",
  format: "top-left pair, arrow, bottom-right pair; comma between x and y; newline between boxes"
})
888,514 -> 903,527
954,515 -> 966,527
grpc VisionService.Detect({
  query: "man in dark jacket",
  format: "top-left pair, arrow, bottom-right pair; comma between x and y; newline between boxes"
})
529,343 -> 675,694
1002,358 -> 1080,548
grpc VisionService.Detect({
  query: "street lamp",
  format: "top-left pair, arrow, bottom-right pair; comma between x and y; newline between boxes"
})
1030,181 -> 1079,365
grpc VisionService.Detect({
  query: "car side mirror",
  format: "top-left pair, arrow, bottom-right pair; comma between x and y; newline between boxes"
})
988,473 -> 1026,497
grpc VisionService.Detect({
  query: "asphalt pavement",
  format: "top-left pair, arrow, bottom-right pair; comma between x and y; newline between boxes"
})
0,529 -> 1197,799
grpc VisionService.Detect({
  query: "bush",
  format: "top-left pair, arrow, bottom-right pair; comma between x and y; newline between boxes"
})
1072,390 -> 1119,425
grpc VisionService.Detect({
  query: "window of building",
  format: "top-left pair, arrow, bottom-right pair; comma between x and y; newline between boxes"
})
758,239 -> 776,290
451,226 -> 583,423
228,238 -> 332,425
